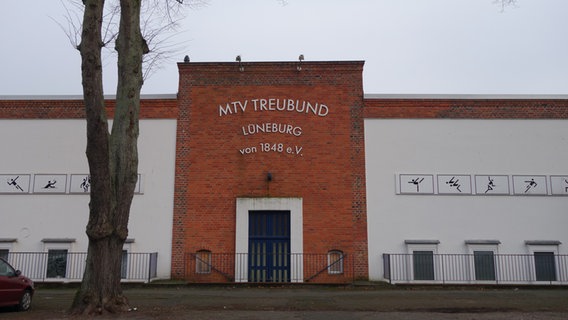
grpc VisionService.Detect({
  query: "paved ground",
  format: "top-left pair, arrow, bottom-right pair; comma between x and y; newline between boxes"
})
1,284 -> 568,319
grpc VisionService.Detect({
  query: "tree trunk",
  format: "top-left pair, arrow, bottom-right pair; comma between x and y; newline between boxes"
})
71,0 -> 145,315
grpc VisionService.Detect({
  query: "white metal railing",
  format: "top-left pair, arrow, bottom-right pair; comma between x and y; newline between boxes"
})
3,252 -> 158,283
383,253 -> 568,285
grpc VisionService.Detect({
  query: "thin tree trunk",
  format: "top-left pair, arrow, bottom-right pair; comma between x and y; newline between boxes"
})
111,0 -> 145,217
70,0 -> 145,315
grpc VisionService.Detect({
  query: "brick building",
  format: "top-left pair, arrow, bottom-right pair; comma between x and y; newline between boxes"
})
173,61 -> 367,282
1,60 -> 567,284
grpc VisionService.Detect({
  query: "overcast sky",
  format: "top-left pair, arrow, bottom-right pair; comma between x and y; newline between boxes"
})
1,0 -> 567,96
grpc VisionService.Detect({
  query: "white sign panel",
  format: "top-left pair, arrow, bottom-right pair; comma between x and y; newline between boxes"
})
550,176 -> 568,196
33,174 -> 67,194
437,175 -> 472,195
512,175 -> 547,195
399,174 -> 434,194
474,175 -> 510,195
0,174 -> 31,194
69,174 -> 91,193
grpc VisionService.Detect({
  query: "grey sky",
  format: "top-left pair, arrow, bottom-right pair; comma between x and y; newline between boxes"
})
1,0 -> 567,95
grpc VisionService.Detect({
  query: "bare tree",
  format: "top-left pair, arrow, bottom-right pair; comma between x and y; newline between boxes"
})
68,0 -> 196,315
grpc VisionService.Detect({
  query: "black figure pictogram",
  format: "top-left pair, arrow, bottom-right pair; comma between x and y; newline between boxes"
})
408,177 -> 424,192
7,176 -> 24,192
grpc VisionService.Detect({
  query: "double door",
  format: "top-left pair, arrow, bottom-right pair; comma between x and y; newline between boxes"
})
248,210 -> 290,282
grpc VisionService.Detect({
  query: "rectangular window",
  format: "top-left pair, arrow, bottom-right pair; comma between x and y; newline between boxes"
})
46,249 -> 68,278
465,240 -> 500,282
534,252 -> 556,281
413,251 -> 434,280
474,251 -> 496,281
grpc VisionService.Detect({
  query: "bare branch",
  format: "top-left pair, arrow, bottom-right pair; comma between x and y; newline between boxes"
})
54,0 -> 84,50
59,0 -> 207,81
139,0 -> 207,80
102,1 -> 120,48
58,0 -> 119,50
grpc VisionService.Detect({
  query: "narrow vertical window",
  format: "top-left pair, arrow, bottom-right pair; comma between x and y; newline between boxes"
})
196,250 -> 211,274
465,240 -> 500,282
413,251 -> 434,280
328,250 -> 344,274
474,251 -> 496,281
525,241 -> 560,282
534,252 -> 556,281
405,240 -> 439,281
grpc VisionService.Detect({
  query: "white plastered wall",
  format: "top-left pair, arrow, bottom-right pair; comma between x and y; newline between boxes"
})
365,119 -> 568,281
0,119 -> 177,280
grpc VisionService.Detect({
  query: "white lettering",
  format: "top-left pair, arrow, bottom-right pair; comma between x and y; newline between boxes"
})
293,127 -> 302,136
287,99 -> 295,111
239,146 -> 257,154
241,122 -> 302,137
306,101 -> 317,115
237,100 -> 248,112
221,99 -> 330,117
219,103 -> 232,116
259,99 -> 268,111
318,104 -> 329,116
297,100 -> 305,113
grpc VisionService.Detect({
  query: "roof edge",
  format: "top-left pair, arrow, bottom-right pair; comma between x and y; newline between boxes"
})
0,94 -> 178,101
364,94 -> 568,100
178,60 -> 365,66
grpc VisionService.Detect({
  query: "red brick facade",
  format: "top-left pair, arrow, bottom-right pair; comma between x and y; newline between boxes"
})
364,96 -> 568,119
0,97 -> 177,119
172,61 -> 368,280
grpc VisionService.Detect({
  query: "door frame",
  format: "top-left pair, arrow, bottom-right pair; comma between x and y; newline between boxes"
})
235,198 -> 303,282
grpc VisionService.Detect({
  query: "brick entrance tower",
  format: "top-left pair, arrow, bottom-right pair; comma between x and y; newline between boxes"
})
171,60 -> 368,282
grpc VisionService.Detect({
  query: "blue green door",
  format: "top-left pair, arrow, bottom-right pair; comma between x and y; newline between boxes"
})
248,210 -> 291,282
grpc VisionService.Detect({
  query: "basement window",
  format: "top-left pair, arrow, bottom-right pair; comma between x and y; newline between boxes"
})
405,240 -> 439,281
195,250 -> 211,274
328,250 -> 344,274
